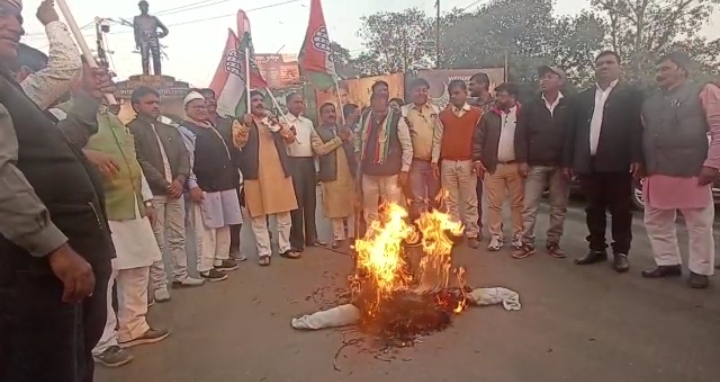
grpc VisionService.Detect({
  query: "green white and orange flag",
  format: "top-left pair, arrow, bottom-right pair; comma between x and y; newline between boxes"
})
299,0 -> 338,90
209,10 -> 267,117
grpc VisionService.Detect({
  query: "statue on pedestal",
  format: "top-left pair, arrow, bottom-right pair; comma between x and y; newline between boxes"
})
133,0 -> 168,76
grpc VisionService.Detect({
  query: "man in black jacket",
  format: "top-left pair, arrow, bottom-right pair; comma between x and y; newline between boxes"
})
128,86 -> 204,304
0,1 -> 117,380
563,51 -> 644,273
514,66 -> 570,260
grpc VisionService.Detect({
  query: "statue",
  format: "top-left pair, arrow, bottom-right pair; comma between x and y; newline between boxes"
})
133,0 -> 168,76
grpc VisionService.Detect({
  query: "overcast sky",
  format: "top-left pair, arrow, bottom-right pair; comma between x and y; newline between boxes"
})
20,0 -> 720,87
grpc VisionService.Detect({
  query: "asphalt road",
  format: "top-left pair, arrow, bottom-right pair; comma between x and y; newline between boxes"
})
96,196 -> 720,382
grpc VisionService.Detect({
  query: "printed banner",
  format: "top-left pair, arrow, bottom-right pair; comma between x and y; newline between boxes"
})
314,73 -> 405,115
256,54 -> 301,89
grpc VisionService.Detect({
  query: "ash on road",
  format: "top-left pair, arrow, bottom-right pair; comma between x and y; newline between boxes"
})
97,206 -> 720,382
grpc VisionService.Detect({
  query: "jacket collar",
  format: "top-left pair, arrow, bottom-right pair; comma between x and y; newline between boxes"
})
490,102 -> 521,116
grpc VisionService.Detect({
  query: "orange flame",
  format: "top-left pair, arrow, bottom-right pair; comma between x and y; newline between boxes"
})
353,201 -> 467,315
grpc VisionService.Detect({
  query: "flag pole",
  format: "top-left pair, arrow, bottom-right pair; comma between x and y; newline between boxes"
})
244,47 -> 251,113
56,0 -> 116,105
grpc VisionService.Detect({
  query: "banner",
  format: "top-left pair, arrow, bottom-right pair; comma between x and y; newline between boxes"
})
255,54 -> 301,89
411,68 -> 505,109
314,73 -> 405,114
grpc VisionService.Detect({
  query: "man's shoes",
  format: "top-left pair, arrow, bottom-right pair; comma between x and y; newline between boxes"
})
119,328 -> 171,349
546,242 -> 566,259
153,287 -> 171,303
641,265 -> 682,278
230,249 -> 248,262
612,253 -> 630,273
468,237 -> 481,249
331,240 -> 345,250
93,346 -> 134,368
575,250 -> 607,265
214,259 -> 239,272
487,238 -> 503,251
200,269 -> 228,282
511,244 -> 535,259
689,272 -> 710,289
171,277 -> 205,289
511,238 -> 523,250
307,240 -> 327,247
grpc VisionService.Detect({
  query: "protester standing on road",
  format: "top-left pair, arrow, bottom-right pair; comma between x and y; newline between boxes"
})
473,82 -> 524,252
355,91 -> 413,224
285,93 -> 323,252
312,103 -> 357,249
52,72 -> 171,366
0,1 -> 117,380
401,78 -> 442,215
468,72 -> 495,237
199,88 -> 246,262
179,91 -> 241,280
233,90 -> 298,266
639,52 -> 719,289
513,66 -> 570,260
563,51 -> 644,273
435,80 -> 483,248
128,86 -> 204,303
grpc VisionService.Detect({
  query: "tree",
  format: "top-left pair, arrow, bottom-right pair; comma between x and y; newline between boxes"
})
547,11 -> 606,86
356,8 -> 435,73
591,0 -> 720,85
329,41 -> 357,79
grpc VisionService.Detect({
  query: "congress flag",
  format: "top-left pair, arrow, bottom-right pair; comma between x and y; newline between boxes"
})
299,0 -> 338,90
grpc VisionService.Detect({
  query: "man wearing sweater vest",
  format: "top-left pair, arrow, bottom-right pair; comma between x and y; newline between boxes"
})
51,62 -> 172,367
433,80 -> 483,248
513,66 -> 570,259
355,91 -> 414,224
401,78 -> 442,214
473,82 -> 524,252
640,52 -> 720,289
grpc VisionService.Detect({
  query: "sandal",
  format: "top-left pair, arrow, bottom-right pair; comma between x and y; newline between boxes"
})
258,256 -> 271,267
280,250 -> 301,259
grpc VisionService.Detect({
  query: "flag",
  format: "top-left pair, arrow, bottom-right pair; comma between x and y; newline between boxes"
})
208,11 -> 267,117
299,0 -> 338,91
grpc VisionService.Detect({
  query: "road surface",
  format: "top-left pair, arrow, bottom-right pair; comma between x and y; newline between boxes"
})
97,198 -> 720,382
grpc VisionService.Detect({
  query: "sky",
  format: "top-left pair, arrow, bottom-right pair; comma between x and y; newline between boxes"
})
19,0 -> 720,87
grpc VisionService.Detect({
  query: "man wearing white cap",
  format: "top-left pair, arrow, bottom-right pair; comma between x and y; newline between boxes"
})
179,91 -> 242,281
513,66 -> 571,260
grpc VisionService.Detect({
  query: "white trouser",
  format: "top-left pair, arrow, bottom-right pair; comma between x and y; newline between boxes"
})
150,195 -> 189,289
93,266 -> 152,354
250,212 -> 292,258
191,204 -> 231,272
440,160 -> 480,238
331,217 -> 356,241
361,174 -> 403,225
644,203 -> 716,276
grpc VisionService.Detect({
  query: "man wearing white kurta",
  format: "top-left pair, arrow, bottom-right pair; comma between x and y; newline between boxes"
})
51,101 -> 171,367
179,92 -> 242,280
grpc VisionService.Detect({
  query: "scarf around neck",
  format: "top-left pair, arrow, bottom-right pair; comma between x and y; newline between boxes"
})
360,108 -> 396,164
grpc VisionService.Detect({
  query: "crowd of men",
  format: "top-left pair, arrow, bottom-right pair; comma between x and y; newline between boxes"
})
0,1 -> 719,382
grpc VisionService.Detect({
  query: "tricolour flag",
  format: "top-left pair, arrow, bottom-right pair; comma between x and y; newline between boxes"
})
298,0 -> 338,91
208,10 -> 267,117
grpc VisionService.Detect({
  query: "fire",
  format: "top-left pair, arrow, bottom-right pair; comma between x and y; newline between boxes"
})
351,201 -> 469,341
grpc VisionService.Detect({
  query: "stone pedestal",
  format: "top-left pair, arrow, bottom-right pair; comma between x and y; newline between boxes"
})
115,74 -> 191,123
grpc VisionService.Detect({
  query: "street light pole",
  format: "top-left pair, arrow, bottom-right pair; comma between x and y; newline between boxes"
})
435,0 -> 441,68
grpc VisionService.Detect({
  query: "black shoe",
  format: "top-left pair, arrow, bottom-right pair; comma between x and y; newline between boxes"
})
689,272 -> 710,289
306,240 -> 327,247
641,265 -> 682,278
575,250 -> 607,265
612,253 -> 630,273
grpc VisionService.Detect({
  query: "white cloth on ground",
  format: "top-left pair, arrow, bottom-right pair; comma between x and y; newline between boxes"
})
290,287 -> 521,330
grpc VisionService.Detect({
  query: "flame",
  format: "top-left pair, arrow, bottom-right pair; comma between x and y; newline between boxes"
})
352,201 -> 468,318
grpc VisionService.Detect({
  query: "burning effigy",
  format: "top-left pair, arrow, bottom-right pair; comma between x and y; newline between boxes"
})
291,203 -> 521,342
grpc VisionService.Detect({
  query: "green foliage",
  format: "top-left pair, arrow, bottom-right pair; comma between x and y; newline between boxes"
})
333,0 -> 719,92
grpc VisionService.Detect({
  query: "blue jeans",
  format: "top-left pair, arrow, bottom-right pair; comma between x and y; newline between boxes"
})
410,159 -> 441,213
